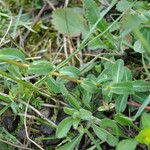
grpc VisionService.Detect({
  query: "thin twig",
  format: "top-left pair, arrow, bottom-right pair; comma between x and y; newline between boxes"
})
0,16 -> 13,47
63,36 -> 70,65
23,3 -> 47,43
21,100 -> 57,128
24,98 -> 44,150
44,0 -> 55,10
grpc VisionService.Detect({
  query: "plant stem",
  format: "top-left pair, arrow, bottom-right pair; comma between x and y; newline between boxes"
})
85,129 -> 102,150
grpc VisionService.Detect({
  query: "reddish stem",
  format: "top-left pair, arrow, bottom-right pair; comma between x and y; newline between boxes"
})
128,101 -> 150,110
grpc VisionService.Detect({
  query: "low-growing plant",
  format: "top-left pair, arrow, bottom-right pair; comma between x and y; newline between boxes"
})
0,0 -> 150,150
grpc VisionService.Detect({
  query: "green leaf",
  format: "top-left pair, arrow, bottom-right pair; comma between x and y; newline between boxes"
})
116,139 -> 137,150
58,135 -> 82,150
132,93 -> 149,103
56,117 -> 73,138
80,80 -> 98,93
0,104 -> 11,116
64,107 -> 76,116
115,94 -> 128,112
122,67 -> 132,81
0,93 -> 12,103
92,124 -> 118,146
72,118 -> 80,129
92,124 -> 107,141
88,38 -> 108,50
141,27 -> 150,47
103,81 -> 133,95
141,113 -> 150,128
114,114 -> 138,130
133,40 -> 144,53
132,80 -> 150,92
83,0 -> 108,31
134,95 -> 150,120
111,81 -> 133,94
59,66 -> 80,78
83,0 -> 99,25
116,0 -> 131,12
60,85 -> 81,110
67,94 -> 81,110
97,67 -> 112,83
112,59 -> 124,83
46,77 -> 61,93
52,8 -> 86,37
122,14 -> 148,36
100,118 -> 120,137
28,60 -> 53,75
82,90 -> 92,108
0,48 -> 25,61
79,108 -> 92,121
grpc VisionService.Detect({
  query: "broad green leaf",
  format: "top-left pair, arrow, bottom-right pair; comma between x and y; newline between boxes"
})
100,118 -> 120,137
56,117 -> 73,138
111,81 -> 133,94
64,107 -> 76,116
52,8 -> 86,37
46,77 -> 61,93
79,108 -> 92,120
122,67 -> 132,81
116,139 -> 137,150
66,94 -> 81,110
115,94 -> 128,112
60,85 -> 81,109
132,93 -> 149,103
28,60 -> 53,75
82,90 -> 92,108
97,67 -> 112,83
58,135 -> 82,150
122,14 -> 148,36
0,48 -> 25,61
83,0 -> 108,31
141,27 -> 150,47
132,80 -> 150,92
103,81 -> 133,95
112,59 -> 124,83
83,0 -> 99,25
92,124 -> 118,146
136,27 -> 150,55
114,114 -> 137,128
92,124 -> 107,141
141,113 -> 150,128
72,118 -> 80,129
7,65 -> 22,78
116,0 -> 131,12
134,95 -> 150,120
83,0 -> 115,49
80,80 -> 98,93
59,66 -> 80,78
